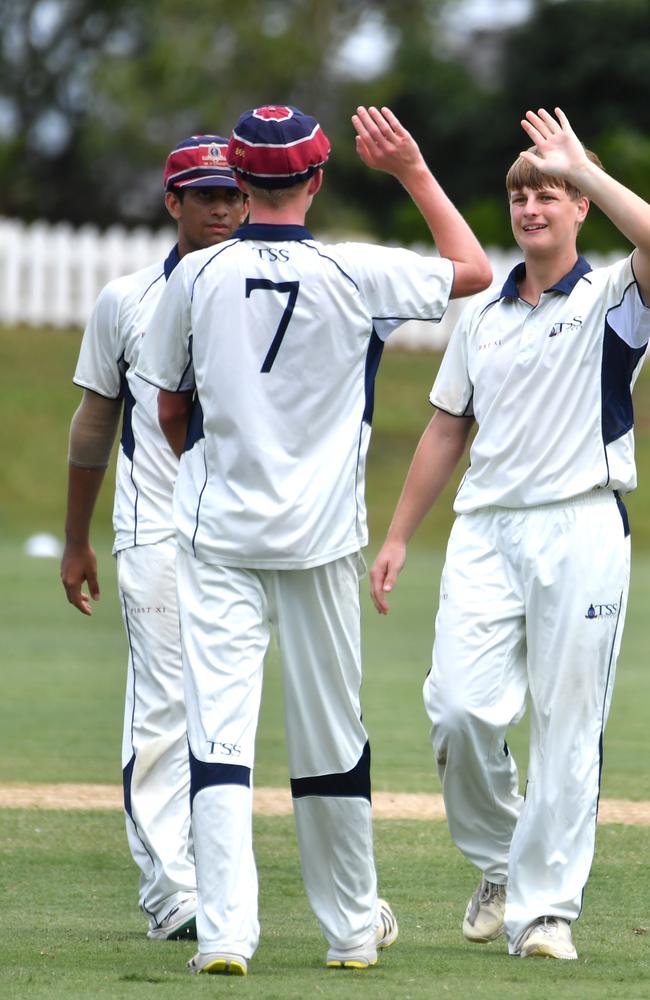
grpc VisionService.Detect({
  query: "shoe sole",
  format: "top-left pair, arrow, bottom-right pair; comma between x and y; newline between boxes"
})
148,916 -> 197,941
326,901 -> 398,969
326,957 -> 377,970
463,925 -> 504,944
521,943 -> 577,960
198,957 -> 247,975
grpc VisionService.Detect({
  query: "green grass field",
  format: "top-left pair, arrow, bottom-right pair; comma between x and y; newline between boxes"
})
2,326 -> 650,997
3,812 -> 650,1000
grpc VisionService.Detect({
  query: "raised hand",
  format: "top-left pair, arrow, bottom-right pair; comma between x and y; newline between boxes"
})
519,107 -> 590,179
352,106 -> 425,180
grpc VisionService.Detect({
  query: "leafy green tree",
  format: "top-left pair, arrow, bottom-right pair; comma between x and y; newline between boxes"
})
328,2 -> 492,243
0,0 -> 462,230
0,0 -> 144,224
0,0 -> 418,227
5,0 -> 650,253
86,0 -> 458,232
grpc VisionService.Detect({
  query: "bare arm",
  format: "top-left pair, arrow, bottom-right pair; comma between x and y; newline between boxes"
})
521,107 -> 650,299
60,390 -> 121,615
351,106 -> 492,298
61,467 -> 106,615
158,389 -> 193,458
369,410 -> 474,614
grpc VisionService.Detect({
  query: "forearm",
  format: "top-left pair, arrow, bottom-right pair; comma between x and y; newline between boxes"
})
398,162 -> 492,293
61,465 -> 105,614
65,389 -> 120,543
64,465 -> 107,545
385,411 -> 472,546
370,409 -> 472,614
351,105 -> 491,296
572,160 -> 650,258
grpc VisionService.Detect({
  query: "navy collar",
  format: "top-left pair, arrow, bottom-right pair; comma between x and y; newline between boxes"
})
500,255 -> 592,300
164,243 -> 181,281
234,223 -> 313,241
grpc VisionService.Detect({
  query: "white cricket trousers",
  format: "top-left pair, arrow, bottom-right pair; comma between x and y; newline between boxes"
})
117,540 -> 196,925
175,547 -> 378,961
423,491 -> 630,952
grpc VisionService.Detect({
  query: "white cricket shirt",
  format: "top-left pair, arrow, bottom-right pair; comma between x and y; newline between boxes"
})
136,223 -> 454,569
74,247 -> 182,552
431,254 -> 650,512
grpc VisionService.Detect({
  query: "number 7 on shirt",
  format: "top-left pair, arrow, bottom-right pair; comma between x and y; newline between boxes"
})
245,279 -> 300,373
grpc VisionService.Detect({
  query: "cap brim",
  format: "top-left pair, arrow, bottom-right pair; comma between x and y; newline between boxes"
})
169,175 -> 240,190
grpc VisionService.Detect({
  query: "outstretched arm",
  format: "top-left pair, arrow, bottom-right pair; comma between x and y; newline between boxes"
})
352,106 -> 492,299
520,107 -> 650,299
369,410 -> 473,614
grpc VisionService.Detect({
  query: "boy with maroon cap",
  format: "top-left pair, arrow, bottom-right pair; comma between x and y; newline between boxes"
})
61,134 -> 248,940
137,104 -> 491,974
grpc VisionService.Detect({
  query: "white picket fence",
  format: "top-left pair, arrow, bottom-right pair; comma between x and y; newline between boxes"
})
0,217 -> 621,348
0,217 -> 174,330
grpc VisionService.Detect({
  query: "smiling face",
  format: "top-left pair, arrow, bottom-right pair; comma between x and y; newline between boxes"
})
165,186 -> 249,256
509,184 -> 589,259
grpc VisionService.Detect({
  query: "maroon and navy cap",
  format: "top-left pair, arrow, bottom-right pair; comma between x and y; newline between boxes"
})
226,106 -> 330,189
163,135 -> 239,191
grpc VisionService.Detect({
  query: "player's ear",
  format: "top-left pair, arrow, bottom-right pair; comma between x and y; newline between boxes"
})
308,169 -> 323,196
165,191 -> 182,222
576,195 -> 589,225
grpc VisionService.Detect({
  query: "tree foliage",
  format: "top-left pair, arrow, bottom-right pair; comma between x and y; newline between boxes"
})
0,0 -> 143,224
2,0 -> 650,250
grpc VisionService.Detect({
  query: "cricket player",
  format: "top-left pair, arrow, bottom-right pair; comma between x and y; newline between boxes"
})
60,136 -> 248,939
370,107 -> 650,960
135,103 -> 491,975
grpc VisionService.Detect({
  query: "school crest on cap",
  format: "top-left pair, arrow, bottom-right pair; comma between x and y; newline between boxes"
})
203,142 -> 229,167
163,134 -> 239,191
226,105 -> 330,189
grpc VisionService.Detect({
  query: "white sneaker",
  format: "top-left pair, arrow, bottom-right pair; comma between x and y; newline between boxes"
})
462,877 -> 506,943
519,916 -> 577,960
326,899 -> 398,969
147,895 -> 197,941
188,951 -> 248,975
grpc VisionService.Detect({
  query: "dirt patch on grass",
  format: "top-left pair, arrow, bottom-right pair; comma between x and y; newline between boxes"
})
1,784 -> 649,825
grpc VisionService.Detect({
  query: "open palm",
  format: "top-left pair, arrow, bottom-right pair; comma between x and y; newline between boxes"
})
520,107 -> 589,178
352,106 -> 422,178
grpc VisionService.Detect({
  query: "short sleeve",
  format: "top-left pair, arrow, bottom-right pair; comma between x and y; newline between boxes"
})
136,262 -> 195,392
429,304 -> 474,416
73,282 -> 124,398
606,253 -> 650,350
335,243 -> 454,341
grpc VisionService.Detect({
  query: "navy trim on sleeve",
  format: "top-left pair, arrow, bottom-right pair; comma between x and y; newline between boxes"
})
601,319 -> 647,446
363,329 -> 384,425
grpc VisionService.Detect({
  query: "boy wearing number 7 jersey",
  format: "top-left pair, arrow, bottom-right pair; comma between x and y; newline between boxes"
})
135,103 -> 491,976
